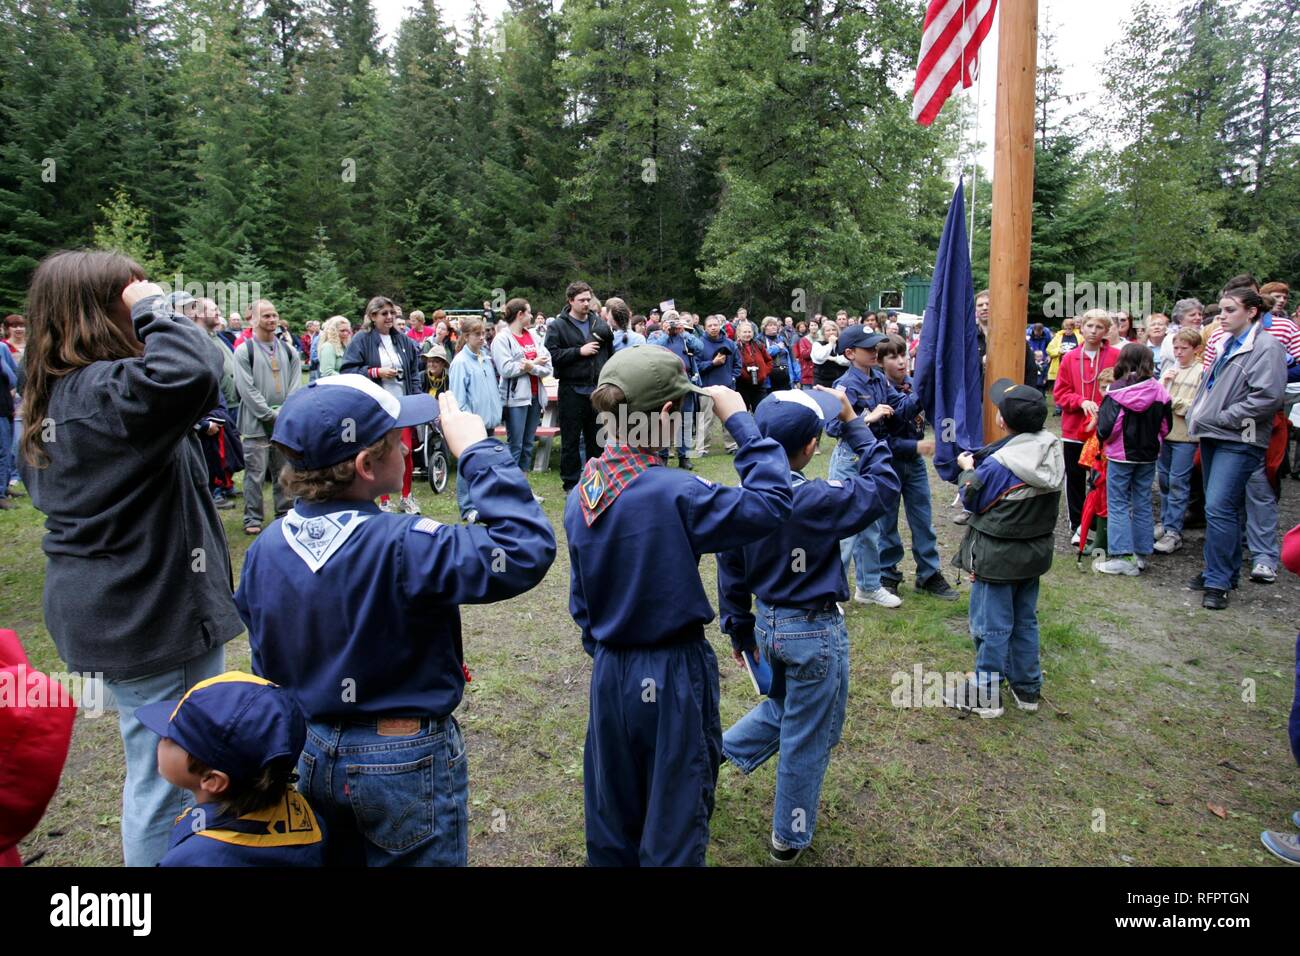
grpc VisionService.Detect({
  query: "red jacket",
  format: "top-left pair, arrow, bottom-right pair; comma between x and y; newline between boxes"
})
1053,343 -> 1118,442
794,337 -> 814,385
0,630 -> 76,867
738,340 -> 773,384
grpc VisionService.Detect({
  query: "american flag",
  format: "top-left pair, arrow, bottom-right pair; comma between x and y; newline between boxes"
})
911,0 -> 998,126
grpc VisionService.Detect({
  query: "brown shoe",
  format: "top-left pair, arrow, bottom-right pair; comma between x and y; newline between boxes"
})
0,498 -> 15,510
244,525 -> 261,535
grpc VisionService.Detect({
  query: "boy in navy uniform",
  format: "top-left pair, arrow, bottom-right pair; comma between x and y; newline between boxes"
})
718,387 -> 899,863
235,374 -> 555,865
827,325 -> 919,608
875,334 -> 958,599
945,379 -> 1064,718
136,672 -> 325,867
565,346 -> 793,866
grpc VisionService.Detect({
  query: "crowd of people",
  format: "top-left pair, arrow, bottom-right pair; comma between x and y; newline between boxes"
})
3,249 -> 1299,869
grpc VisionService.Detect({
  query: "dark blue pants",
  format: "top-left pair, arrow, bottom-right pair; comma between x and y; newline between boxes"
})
584,640 -> 722,866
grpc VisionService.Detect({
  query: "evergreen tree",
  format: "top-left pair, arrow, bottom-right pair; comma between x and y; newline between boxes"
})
288,228 -> 361,326
92,186 -> 169,276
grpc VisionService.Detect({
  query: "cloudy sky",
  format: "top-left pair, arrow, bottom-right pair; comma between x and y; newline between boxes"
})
370,0 -> 1179,169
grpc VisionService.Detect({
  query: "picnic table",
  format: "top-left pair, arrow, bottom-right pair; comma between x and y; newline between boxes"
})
492,381 -> 560,472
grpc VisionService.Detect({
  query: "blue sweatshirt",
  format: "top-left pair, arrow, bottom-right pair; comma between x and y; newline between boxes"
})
237,439 -> 556,720
563,415 -> 793,655
716,419 -> 900,650
881,373 -> 926,461
828,364 -> 920,440
697,332 -> 741,387
449,346 -> 503,431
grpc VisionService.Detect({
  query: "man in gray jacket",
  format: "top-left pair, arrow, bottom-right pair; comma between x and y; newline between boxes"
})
233,298 -> 301,534
1185,287 -> 1286,609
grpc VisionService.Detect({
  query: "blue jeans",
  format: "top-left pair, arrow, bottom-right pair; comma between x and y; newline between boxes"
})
504,400 -> 542,471
1245,464 -> 1280,568
970,578 -> 1042,699
1157,440 -> 1196,534
104,644 -> 226,866
1200,438 -> 1265,590
723,603 -> 849,850
0,416 -> 12,494
877,456 -> 941,584
1106,459 -> 1156,557
831,441 -> 884,591
298,715 -> 469,866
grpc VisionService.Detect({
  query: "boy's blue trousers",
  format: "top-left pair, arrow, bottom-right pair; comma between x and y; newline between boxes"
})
584,637 -> 722,866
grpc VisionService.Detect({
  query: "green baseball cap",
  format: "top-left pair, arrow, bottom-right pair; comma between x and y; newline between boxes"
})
598,344 -> 709,414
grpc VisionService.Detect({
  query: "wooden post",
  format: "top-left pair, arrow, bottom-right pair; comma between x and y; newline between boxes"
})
984,0 -> 1038,438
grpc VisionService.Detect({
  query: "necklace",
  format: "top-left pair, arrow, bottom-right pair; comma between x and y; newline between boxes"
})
256,337 -> 280,373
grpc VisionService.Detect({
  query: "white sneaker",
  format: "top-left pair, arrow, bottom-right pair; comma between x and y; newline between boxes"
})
463,509 -> 480,525
942,679 -> 1003,718
1070,528 -> 1081,547
853,586 -> 902,608
379,499 -> 395,513
1094,555 -> 1140,576
1251,562 -> 1277,584
1153,531 -> 1182,554
532,492 -> 545,504
1154,524 -> 1165,541
399,495 -> 420,515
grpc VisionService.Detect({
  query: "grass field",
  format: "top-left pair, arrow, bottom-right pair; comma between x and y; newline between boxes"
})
6,419 -> 1299,867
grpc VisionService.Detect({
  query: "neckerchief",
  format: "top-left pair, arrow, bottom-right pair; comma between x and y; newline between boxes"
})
578,446 -> 663,526
281,507 -> 371,572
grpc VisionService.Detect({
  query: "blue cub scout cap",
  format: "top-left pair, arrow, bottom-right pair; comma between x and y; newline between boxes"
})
135,672 -> 306,783
272,373 -> 439,469
836,326 -> 885,355
753,389 -> 844,456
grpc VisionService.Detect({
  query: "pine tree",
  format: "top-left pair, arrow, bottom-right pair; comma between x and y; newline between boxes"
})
288,228 -> 360,327
92,187 -> 169,276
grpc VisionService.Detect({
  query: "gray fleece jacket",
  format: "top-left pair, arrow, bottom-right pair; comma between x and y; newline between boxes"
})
19,295 -> 243,680
1186,322 -> 1286,448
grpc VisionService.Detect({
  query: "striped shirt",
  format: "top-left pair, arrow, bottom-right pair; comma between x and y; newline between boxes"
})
1203,314 -> 1300,368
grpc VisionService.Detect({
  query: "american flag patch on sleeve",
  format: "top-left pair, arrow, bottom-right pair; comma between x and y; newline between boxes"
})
412,517 -> 442,535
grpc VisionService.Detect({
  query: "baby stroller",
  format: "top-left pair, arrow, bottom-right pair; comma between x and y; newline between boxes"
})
411,422 -> 450,495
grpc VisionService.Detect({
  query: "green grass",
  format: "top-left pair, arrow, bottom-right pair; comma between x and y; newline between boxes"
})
6,421 -> 1298,866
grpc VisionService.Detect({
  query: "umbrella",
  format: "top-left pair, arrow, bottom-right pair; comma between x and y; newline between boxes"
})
1077,434 -> 1108,567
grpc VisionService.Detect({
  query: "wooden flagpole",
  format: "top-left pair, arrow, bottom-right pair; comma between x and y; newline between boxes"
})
984,0 -> 1037,438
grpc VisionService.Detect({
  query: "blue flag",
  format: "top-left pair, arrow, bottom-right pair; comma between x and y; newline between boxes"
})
913,180 -> 984,483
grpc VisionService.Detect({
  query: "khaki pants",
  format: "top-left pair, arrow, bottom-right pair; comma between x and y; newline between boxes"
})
694,394 -> 736,456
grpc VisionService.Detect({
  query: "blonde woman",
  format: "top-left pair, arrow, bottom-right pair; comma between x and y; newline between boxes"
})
317,316 -> 352,377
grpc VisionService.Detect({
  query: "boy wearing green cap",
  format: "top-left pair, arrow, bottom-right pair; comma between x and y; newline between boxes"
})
564,344 -> 794,866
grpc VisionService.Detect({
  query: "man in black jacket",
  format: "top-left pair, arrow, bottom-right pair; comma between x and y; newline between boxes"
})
546,281 -> 614,491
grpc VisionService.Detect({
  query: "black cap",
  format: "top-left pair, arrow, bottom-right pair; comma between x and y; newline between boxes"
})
836,326 -> 886,355
989,378 -> 1047,433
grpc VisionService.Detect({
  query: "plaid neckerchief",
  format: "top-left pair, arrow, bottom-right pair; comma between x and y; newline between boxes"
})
578,445 -> 663,526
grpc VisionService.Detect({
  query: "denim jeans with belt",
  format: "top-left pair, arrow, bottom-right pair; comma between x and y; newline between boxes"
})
723,601 -> 849,850
104,643 -> 226,866
1199,438 -> 1265,590
298,714 -> 469,866
831,441 -> 884,592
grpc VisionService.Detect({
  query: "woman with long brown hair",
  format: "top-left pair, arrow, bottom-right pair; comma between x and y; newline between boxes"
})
18,250 -> 241,866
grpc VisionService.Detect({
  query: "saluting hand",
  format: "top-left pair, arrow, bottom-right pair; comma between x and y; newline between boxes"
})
703,385 -> 746,422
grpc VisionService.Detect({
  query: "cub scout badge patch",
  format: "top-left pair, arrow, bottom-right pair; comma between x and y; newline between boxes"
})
282,509 -> 370,573
578,446 -> 663,526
